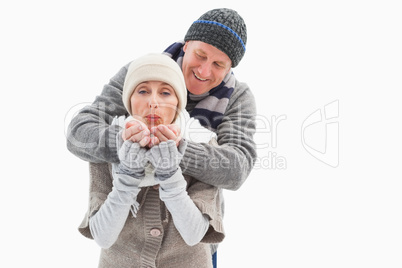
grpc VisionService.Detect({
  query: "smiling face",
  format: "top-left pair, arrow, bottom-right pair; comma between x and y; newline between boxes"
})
130,81 -> 179,130
182,41 -> 232,95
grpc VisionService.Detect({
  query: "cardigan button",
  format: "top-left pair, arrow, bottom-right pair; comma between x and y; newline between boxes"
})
150,228 -> 161,237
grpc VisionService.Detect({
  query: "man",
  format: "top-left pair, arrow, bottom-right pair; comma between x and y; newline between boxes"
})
67,8 -> 256,191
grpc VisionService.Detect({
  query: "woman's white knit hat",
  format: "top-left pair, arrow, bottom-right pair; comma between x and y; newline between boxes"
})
122,53 -> 187,121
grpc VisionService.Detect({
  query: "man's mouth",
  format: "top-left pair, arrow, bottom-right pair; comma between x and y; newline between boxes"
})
194,72 -> 207,81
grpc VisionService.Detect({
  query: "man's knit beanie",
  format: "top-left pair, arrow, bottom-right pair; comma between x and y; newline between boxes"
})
122,53 -> 187,122
184,8 -> 247,67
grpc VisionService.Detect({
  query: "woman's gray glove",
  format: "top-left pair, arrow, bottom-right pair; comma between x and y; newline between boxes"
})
147,139 -> 188,181
116,139 -> 148,178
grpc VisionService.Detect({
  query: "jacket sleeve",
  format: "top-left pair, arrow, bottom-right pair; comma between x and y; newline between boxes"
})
180,81 -> 257,190
67,64 -> 257,190
186,177 -> 225,244
66,64 -> 130,163
78,162 -> 113,239
158,170 -> 210,246
89,164 -> 142,249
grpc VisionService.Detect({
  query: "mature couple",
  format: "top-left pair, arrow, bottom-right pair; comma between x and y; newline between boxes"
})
67,8 -> 256,268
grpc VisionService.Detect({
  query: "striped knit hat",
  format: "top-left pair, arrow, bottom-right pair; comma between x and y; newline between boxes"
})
184,8 -> 247,67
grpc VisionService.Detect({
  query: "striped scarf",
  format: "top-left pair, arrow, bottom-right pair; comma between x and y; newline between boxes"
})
163,41 -> 235,131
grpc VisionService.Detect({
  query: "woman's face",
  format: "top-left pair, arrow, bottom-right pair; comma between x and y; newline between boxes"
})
130,81 -> 179,130
182,40 -> 232,95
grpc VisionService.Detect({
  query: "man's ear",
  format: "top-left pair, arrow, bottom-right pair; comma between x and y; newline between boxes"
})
183,41 -> 189,52
226,66 -> 232,75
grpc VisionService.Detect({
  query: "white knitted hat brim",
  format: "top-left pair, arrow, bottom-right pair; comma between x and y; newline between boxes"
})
122,53 -> 187,123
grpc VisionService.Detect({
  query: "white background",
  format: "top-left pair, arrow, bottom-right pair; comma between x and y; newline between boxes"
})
1,0 -> 401,267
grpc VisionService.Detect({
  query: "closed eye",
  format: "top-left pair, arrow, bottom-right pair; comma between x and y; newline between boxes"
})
214,62 -> 224,68
195,52 -> 206,60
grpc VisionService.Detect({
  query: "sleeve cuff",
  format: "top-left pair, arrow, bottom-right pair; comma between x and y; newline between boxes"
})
179,141 -> 208,177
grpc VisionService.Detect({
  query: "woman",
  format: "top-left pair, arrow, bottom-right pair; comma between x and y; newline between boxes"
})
78,53 -> 224,268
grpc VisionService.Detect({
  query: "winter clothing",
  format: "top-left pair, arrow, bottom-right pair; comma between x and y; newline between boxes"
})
69,8 -> 256,268
184,8 -> 247,67
115,140 -> 148,177
66,8 -> 254,182
81,53 -> 225,267
79,161 -> 224,268
163,41 -> 236,131
66,43 -> 257,190
147,139 -> 187,181
88,162 -> 142,249
122,53 -> 187,119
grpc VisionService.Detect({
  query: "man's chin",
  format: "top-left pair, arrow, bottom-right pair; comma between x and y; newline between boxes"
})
187,84 -> 210,95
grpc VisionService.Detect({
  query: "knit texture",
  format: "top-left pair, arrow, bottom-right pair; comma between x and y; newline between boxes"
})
184,8 -> 247,67
66,61 -> 257,190
163,41 -> 235,131
122,53 -> 187,119
66,44 -> 257,190
79,162 -> 224,267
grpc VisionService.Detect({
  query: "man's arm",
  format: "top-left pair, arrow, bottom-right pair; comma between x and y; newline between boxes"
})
67,65 -> 256,190
180,81 -> 257,190
66,64 -> 129,163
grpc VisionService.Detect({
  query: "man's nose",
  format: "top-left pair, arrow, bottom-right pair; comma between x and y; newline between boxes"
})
198,62 -> 211,77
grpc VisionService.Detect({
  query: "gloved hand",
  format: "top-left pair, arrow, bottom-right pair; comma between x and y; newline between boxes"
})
147,139 -> 187,181
116,139 -> 148,178
115,129 -> 125,151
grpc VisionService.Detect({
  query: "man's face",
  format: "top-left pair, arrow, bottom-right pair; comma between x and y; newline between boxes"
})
182,41 -> 232,95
